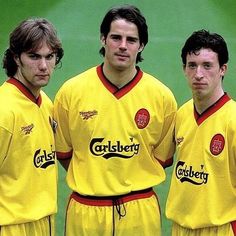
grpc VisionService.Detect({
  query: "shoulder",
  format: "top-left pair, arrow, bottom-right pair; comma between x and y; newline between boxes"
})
56,67 -> 97,96
40,90 -> 53,108
227,97 -> 236,108
0,82 -> 16,111
54,66 -> 97,104
0,81 -> 12,97
225,98 -> 236,121
141,71 -> 177,104
62,66 -> 97,88
142,71 -> 174,92
178,99 -> 193,111
178,98 -> 193,107
0,84 -> 16,129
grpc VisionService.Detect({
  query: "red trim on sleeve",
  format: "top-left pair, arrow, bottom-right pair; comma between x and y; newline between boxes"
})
158,157 -> 173,168
56,151 -> 73,160
231,220 -> 236,235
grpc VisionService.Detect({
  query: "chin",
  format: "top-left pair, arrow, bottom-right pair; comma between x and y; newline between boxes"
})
38,81 -> 49,88
115,63 -> 129,70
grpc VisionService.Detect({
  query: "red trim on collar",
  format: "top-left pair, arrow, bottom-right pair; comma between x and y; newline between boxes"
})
7,78 -> 42,106
194,93 -> 231,125
96,65 -> 143,99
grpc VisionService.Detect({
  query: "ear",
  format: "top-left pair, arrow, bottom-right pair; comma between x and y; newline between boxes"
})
138,43 -> 144,52
100,35 -> 106,46
14,54 -> 20,66
220,64 -> 227,77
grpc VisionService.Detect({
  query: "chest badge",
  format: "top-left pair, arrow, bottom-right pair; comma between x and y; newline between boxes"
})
135,108 -> 150,129
210,133 -> 225,156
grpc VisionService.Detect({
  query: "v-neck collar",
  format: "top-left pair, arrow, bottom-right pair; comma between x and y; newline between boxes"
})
194,93 -> 230,125
96,64 -> 143,99
7,77 -> 42,106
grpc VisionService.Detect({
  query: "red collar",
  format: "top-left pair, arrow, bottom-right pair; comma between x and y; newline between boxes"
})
194,93 -> 230,125
96,64 -> 143,99
7,78 -> 42,106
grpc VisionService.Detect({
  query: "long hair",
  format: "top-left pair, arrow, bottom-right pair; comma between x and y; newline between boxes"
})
3,18 -> 64,77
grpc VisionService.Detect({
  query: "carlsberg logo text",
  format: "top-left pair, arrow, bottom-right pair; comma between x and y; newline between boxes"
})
34,147 -> 56,168
90,138 -> 140,159
175,161 -> 209,185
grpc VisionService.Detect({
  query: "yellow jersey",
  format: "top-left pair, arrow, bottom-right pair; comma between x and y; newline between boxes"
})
54,65 -> 177,196
0,78 -> 58,225
166,94 -> 236,229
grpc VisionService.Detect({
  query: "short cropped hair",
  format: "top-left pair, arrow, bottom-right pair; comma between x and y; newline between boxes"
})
99,4 -> 148,63
181,29 -> 228,67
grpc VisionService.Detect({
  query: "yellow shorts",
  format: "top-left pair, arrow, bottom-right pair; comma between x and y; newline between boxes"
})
0,215 -> 55,236
65,188 -> 161,236
171,221 -> 236,236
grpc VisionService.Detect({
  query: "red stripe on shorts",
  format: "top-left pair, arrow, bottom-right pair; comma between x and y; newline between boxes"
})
71,188 -> 155,206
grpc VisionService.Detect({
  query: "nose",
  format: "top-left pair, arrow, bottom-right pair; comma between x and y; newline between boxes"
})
119,39 -> 127,50
195,66 -> 204,80
38,58 -> 47,70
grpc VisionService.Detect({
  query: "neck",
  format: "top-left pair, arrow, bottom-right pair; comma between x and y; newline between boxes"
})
102,63 -> 137,88
194,90 -> 224,114
14,74 -> 40,98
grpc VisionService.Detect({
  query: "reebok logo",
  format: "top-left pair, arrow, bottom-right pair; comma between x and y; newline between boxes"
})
80,110 -> 98,120
21,123 -> 34,135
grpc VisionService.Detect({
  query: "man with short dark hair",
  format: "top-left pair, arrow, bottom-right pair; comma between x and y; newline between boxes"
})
166,29 -> 236,236
54,4 -> 176,235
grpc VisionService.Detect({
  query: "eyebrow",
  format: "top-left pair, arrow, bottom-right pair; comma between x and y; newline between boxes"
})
27,51 -> 55,56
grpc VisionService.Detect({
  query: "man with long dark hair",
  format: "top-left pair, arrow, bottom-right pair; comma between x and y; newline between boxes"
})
0,18 -> 63,236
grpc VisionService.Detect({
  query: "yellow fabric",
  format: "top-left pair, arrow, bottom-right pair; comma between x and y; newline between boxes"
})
0,80 -> 58,225
0,215 -> 55,236
166,95 -> 236,229
65,194 -> 161,236
54,65 -> 177,196
171,221 -> 235,236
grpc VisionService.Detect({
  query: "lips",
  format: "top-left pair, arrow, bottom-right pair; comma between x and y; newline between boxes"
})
115,53 -> 129,58
37,74 -> 49,77
192,83 -> 206,89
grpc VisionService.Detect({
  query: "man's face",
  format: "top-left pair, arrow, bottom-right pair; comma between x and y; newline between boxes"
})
184,48 -> 227,100
15,40 -> 56,97
101,18 -> 143,71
